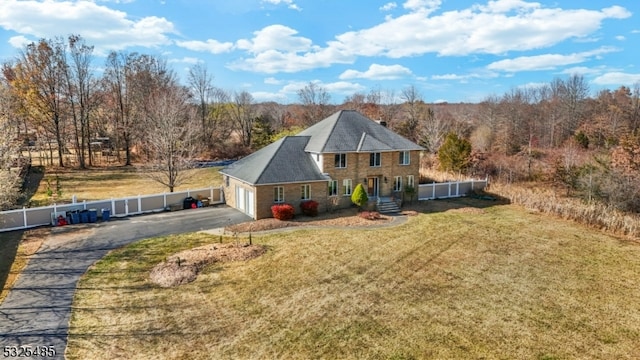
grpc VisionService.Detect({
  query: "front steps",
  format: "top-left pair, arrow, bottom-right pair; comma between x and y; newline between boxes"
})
376,197 -> 401,214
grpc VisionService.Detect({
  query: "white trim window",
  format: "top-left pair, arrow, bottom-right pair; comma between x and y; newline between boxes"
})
274,186 -> 284,203
343,179 -> 353,196
399,151 -> 410,165
394,176 -> 403,192
328,180 -> 338,196
335,153 -> 347,168
301,184 -> 310,200
407,175 -> 415,188
370,152 -> 381,167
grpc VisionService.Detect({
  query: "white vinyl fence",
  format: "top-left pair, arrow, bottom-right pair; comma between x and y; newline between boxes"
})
0,187 -> 224,233
418,178 -> 488,200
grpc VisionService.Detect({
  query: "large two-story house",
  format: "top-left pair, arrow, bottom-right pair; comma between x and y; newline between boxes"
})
220,110 -> 424,219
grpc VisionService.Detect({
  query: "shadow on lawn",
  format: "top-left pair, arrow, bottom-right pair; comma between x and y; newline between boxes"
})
0,231 -> 23,300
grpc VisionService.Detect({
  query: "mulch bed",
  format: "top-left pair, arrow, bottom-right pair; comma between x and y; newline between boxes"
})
149,243 -> 266,288
225,208 -> 393,233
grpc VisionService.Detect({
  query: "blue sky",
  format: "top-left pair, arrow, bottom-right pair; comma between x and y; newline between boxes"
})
0,0 -> 638,104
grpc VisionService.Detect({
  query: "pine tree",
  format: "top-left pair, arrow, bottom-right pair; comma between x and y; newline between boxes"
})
438,132 -> 472,173
351,183 -> 368,208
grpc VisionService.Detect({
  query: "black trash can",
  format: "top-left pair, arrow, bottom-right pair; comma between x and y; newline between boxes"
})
183,196 -> 195,209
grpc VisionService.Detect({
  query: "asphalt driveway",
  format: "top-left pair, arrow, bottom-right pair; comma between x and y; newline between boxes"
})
0,206 -> 251,359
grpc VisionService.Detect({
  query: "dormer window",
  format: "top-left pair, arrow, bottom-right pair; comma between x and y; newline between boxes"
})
335,153 -> 347,168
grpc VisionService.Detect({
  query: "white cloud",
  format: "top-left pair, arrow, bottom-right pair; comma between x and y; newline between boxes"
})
592,72 -> 640,86
339,64 -> 412,80
487,47 -> 619,72
323,81 -> 366,94
175,39 -> 234,54
261,0 -> 301,11
232,2 -> 631,74
251,91 -> 289,102
0,0 -> 176,54
168,57 -> 202,64
432,73 -> 468,80
615,35 -> 626,41
229,25 -> 353,73
560,66 -> 605,75
8,35 -> 31,48
264,77 -> 283,85
380,2 -> 397,11
236,25 -> 313,54
403,0 -> 441,12
280,79 -> 364,96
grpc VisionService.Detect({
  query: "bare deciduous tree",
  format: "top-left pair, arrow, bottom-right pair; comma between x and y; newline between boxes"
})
297,82 -> 332,125
187,63 -> 214,137
141,84 -> 201,192
230,90 -> 255,147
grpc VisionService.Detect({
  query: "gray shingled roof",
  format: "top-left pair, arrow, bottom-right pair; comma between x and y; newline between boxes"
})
298,110 -> 425,153
220,136 -> 328,185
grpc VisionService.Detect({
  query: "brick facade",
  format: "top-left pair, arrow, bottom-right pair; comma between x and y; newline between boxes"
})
224,177 -> 329,220
223,150 -> 421,219
322,150 -> 421,208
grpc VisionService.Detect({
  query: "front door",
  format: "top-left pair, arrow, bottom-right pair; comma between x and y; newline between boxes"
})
367,177 -> 379,197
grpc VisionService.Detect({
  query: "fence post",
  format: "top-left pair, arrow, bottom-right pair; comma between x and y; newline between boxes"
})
448,182 -> 451,197
456,182 -> 460,196
163,192 -> 167,208
138,195 -> 142,214
432,182 -> 436,199
187,189 -> 191,197
471,179 -> 474,191
210,187 -> 213,201
23,206 -> 27,228
83,200 -> 87,210
125,199 -> 129,215
111,199 -> 116,216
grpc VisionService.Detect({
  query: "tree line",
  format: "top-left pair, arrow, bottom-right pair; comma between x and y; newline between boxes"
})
1,35 -> 639,211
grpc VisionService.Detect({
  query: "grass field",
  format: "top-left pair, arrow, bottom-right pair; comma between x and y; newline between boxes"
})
26,166 -> 222,206
67,201 -> 640,359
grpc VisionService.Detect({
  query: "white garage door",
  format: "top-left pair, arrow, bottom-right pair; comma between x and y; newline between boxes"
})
235,185 -> 254,217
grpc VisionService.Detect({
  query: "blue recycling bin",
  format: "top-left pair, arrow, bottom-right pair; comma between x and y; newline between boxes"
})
80,210 -> 89,223
71,211 -> 80,224
88,209 -> 98,223
102,208 -> 111,222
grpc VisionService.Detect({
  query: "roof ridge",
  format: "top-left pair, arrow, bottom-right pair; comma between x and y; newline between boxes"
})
321,110 -> 344,153
357,131 -> 366,152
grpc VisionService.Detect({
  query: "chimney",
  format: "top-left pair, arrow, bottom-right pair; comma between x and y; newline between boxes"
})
375,119 -> 387,127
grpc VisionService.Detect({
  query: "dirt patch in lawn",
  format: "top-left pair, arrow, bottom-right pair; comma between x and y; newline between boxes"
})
225,208 -> 394,233
150,243 -> 266,288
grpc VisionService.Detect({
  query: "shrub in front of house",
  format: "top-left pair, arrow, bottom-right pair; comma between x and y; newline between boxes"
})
271,203 -> 295,220
351,183 -> 368,209
300,200 -> 319,217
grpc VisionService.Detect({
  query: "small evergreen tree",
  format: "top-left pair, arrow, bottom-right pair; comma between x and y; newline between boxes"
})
438,132 -> 472,173
351,183 -> 368,209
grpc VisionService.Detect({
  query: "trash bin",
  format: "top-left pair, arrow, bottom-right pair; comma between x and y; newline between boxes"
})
102,208 -> 111,222
71,210 -> 80,224
183,196 -> 195,209
80,210 -> 89,223
88,209 -> 98,223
